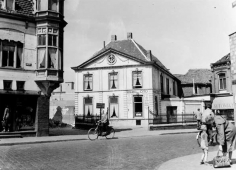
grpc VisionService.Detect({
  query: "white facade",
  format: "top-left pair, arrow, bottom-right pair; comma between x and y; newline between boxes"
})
73,34 -> 180,127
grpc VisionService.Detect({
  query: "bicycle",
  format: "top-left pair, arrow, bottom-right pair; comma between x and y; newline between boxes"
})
88,120 -> 115,141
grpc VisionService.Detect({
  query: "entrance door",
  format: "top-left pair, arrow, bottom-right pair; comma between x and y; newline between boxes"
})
166,106 -> 177,123
133,96 -> 143,117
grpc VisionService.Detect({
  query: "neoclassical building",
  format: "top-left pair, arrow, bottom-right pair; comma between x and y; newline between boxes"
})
72,33 -> 181,127
0,0 -> 67,136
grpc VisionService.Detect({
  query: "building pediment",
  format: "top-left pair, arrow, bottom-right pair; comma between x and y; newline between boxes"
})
72,48 -> 146,70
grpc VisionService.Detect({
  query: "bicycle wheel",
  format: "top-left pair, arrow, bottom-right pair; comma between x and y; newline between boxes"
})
105,128 -> 115,139
88,128 -> 98,141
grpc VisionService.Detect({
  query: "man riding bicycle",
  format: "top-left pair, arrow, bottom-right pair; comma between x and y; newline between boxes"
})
99,110 -> 109,136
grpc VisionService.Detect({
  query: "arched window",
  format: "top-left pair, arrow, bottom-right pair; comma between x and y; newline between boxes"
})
219,73 -> 226,90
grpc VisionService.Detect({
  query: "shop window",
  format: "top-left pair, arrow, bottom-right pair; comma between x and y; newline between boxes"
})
166,78 -> 169,95
109,72 -> 118,89
109,96 -> 118,118
48,0 -> 58,11
3,80 -> 12,90
219,73 -> 226,90
84,97 -> 93,117
17,81 -> 25,91
134,96 -> 143,117
84,74 -> 93,91
133,70 -> 142,88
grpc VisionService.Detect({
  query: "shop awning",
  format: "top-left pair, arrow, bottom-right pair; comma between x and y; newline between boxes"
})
0,28 -> 24,43
212,96 -> 234,110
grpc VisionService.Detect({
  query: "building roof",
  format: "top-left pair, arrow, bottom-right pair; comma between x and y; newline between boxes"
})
76,36 -> 168,71
15,0 -> 34,16
0,0 -> 34,17
212,53 -> 230,66
174,69 -> 212,84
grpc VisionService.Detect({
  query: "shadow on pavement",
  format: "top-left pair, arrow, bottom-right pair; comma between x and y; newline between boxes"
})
114,128 -> 133,133
49,126 -> 88,136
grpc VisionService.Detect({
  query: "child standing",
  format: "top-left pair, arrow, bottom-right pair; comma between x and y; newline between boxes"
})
197,125 -> 209,165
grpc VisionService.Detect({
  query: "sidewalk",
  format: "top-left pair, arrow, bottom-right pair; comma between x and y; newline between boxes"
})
0,126 -> 198,146
157,151 -> 236,170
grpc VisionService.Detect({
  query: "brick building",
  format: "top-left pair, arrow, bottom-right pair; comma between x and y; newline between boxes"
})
175,69 -> 212,97
210,53 -> 234,121
0,0 -> 67,136
72,33 -> 181,127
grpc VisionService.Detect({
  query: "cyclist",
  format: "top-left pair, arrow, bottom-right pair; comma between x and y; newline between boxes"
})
100,110 -> 109,135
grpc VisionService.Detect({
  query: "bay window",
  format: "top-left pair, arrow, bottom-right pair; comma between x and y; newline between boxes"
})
37,27 -> 59,69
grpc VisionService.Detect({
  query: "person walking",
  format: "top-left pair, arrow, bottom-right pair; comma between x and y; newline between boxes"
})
197,125 -> 209,165
195,108 -> 202,130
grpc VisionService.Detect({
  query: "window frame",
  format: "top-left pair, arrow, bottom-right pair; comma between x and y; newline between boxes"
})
132,70 -> 142,89
219,73 -> 226,90
166,78 -> 169,95
0,40 -> 23,68
84,97 -> 93,117
133,95 -> 143,117
48,0 -> 58,12
109,71 -> 118,90
173,81 -> 176,96
84,74 -> 93,91
109,96 -> 119,118
16,81 -> 25,91
3,80 -> 12,90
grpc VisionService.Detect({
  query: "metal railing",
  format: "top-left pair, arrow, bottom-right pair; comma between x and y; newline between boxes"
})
148,113 -> 234,125
148,113 -> 196,125
75,115 -> 100,125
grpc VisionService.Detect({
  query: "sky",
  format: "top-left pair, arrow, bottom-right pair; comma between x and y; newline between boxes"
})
63,0 -> 236,82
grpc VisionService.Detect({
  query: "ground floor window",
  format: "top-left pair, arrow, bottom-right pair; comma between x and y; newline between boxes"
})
134,96 -> 143,117
0,95 -> 37,132
84,97 -> 93,117
216,109 -> 234,121
109,96 -> 118,118
166,106 -> 177,123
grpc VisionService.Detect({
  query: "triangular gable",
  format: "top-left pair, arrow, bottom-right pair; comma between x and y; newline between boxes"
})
73,48 -> 146,69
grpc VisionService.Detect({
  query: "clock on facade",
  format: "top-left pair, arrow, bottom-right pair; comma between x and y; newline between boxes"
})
107,54 -> 117,65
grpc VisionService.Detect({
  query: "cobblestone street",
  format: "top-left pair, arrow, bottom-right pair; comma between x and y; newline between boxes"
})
0,133 -> 218,170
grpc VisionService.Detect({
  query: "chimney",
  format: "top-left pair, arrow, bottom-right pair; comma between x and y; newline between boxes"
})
147,50 -> 152,61
127,32 -> 133,40
111,35 -> 117,42
103,41 -> 106,48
